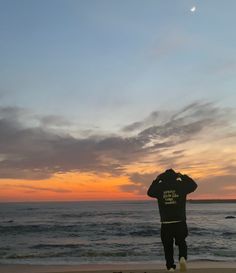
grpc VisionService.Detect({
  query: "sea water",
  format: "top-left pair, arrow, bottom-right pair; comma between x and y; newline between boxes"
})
0,201 -> 235,265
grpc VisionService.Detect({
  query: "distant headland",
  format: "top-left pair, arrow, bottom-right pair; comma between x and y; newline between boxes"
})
188,199 -> 236,203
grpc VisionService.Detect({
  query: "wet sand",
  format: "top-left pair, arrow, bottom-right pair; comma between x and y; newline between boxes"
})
0,261 -> 235,273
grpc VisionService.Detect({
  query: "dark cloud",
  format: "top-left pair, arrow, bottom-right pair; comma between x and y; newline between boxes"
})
39,115 -> 72,127
122,121 -> 143,132
0,106 -> 30,125
196,175 -> 236,196
0,101 -> 234,181
0,112 -> 145,179
122,111 -> 159,132
137,101 -> 229,146
120,172 -> 159,195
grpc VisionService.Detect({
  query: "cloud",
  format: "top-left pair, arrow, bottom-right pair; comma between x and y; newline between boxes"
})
122,121 -> 143,132
122,111 -> 159,132
0,109 -> 144,179
39,115 -> 72,128
136,101 -> 231,148
3,184 -> 71,193
0,106 -> 30,125
120,172 -> 157,195
0,101 -> 234,182
196,175 -> 236,196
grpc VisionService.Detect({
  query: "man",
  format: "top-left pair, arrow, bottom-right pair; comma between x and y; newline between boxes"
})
147,169 -> 197,272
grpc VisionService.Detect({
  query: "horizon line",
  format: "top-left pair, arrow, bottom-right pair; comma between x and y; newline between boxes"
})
0,198 -> 236,204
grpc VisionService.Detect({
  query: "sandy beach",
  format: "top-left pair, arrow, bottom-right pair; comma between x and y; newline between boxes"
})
0,262 -> 235,273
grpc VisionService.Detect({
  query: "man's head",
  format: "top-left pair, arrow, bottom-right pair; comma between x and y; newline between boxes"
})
165,169 -> 176,175
162,169 -> 178,180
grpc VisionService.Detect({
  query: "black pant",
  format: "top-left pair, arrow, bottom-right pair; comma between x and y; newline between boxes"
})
161,221 -> 188,270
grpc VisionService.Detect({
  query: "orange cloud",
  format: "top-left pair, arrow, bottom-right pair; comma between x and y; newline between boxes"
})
0,172 -> 145,202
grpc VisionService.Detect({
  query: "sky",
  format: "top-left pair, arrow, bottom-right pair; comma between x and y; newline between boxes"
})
0,0 -> 236,201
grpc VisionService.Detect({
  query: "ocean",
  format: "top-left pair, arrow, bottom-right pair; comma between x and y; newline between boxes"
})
0,200 -> 235,265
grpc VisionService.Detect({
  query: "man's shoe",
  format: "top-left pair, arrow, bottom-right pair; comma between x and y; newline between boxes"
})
167,268 -> 175,272
179,257 -> 187,272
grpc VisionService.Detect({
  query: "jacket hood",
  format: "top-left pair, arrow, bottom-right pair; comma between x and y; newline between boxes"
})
162,169 -> 178,180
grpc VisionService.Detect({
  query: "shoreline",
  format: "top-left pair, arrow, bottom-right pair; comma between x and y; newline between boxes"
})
0,261 -> 236,273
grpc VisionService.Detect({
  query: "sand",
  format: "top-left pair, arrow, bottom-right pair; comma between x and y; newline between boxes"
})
0,262 -> 235,273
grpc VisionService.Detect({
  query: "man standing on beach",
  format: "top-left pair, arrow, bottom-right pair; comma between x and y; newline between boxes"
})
147,169 -> 197,272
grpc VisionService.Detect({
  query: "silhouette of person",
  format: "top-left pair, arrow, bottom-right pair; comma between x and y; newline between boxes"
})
147,169 -> 197,272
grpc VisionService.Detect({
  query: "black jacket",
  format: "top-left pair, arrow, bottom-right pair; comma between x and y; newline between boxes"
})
147,169 -> 197,222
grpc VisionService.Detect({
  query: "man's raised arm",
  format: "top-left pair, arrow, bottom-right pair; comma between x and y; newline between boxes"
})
147,175 -> 162,198
180,174 -> 198,194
